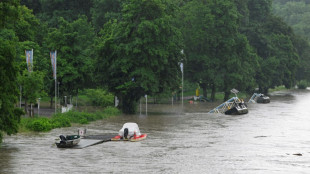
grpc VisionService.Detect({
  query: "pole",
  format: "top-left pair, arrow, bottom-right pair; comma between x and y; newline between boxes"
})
58,82 -> 60,107
38,98 -> 40,116
180,50 -> 184,111
31,104 -> 33,117
55,79 -> 57,113
182,64 -> 184,109
145,95 -> 147,115
19,86 -> 22,108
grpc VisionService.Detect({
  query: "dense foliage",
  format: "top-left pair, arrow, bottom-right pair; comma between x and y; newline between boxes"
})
1,0 -> 309,123
20,107 -> 120,132
273,0 -> 310,82
0,0 -> 25,142
96,0 -> 183,113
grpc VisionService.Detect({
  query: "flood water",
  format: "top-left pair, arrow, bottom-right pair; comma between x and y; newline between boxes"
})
1,89 -> 310,174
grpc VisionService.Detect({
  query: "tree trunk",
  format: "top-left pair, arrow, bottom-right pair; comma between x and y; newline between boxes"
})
224,91 -> 230,101
259,86 -> 268,95
24,97 -> 28,114
211,84 -> 216,102
50,96 -> 53,109
200,83 -> 207,98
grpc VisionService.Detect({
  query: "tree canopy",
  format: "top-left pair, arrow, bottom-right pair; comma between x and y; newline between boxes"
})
96,0 -> 183,113
0,0 -> 309,121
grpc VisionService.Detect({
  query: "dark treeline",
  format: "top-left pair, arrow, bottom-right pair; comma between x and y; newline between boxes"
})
1,0 -> 310,139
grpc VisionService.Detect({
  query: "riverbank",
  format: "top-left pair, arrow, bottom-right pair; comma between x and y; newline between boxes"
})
18,107 -> 120,133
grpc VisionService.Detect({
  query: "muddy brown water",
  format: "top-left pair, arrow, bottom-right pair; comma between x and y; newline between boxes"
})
1,89 -> 310,173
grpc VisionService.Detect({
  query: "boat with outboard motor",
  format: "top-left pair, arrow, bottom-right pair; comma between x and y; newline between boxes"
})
224,101 -> 248,115
55,135 -> 81,148
249,93 -> 270,103
209,89 -> 248,115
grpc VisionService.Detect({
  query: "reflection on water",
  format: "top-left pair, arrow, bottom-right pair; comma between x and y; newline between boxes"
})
1,89 -> 310,173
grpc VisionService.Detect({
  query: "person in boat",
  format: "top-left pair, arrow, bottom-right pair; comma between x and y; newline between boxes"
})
238,99 -> 247,108
114,122 -> 141,140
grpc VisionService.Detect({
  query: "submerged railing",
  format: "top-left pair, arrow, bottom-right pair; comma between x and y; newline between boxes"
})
208,97 -> 241,114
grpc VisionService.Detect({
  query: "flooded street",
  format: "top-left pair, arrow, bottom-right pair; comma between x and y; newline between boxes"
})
1,89 -> 310,173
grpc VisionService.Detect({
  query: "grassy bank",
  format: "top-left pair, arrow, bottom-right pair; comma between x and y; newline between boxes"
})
19,107 -> 120,132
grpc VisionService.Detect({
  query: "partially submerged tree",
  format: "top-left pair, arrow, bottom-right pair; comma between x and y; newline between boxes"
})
96,0 -> 183,113
180,0 -> 258,101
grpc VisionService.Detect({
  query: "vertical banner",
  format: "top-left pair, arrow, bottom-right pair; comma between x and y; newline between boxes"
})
50,51 -> 57,79
25,49 -> 33,72
180,62 -> 183,73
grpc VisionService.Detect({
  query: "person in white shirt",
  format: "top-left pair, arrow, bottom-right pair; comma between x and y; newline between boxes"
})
114,122 -> 141,140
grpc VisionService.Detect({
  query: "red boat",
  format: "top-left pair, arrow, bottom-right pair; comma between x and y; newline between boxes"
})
129,133 -> 147,142
111,133 -> 147,142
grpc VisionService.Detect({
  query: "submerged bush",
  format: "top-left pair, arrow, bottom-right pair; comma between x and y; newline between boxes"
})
102,106 -> 121,116
19,107 -> 121,133
297,80 -> 308,89
26,117 -> 52,132
50,115 -> 71,128
85,89 -> 114,107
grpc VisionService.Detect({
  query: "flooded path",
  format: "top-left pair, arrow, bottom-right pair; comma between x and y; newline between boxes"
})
1,89 -> 310,173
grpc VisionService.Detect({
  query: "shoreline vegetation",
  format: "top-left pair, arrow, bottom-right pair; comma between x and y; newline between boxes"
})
12,85 -> 310,134
0,85 -> 305,139
18,107 -> 120,133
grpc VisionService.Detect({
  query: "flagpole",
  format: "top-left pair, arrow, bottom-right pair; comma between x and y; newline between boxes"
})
55,50 -> 57,113
180,49 -> 184,111
55,78 -> 57,113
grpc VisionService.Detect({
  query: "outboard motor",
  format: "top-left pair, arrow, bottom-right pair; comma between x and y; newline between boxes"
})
59,135 -> 67,144
124,128 -> 129,139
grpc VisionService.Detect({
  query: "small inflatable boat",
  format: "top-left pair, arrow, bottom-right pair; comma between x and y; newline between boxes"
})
111,133 -> 147,142
111,122 -> 147,142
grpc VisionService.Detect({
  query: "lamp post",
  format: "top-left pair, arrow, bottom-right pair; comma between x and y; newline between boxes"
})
37,98 -> 41,116
64,96 -> 67,107
180,49 -> 184,110
58,82 -> 60,109
20,86 -> 22,108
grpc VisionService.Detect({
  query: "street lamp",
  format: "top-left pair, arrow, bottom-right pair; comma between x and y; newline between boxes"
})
58,82 -> 60,108
37,98 -> 41,116
20,85 -> 22,108
64,96 -> 67,107
180,49 -> 184,110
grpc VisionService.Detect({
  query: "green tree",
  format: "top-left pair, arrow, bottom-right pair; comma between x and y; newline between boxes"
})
31,0 -> 93,27
96,0 -> 183,113
180,0 -> 258,101
46,16 -> 96,101
17,70 -> 45,116
91,0 -> 122,33
244,0 -> 300,93
0,0 -> 24,143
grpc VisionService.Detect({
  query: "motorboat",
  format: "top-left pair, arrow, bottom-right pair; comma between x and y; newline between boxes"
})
55,135 -> 80,148
209,89 -> 248,115
224,102 -> 248,115
249,93 -> 270,103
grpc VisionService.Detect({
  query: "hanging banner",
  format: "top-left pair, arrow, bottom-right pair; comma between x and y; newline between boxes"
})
180,62 -> 183,73
50,51 -> 57,79
25,49 -> 33,72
